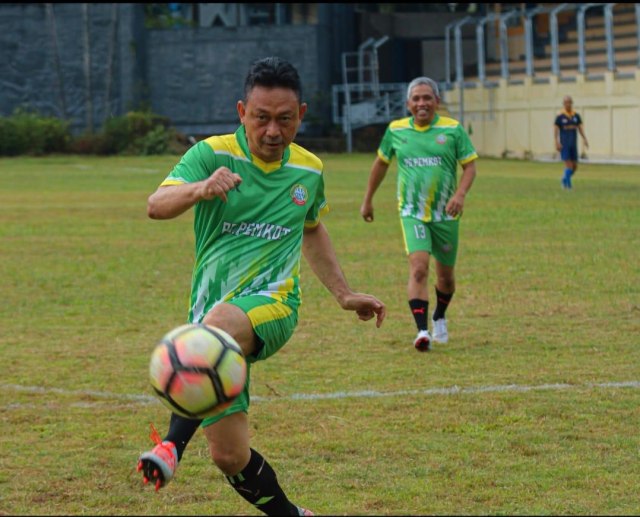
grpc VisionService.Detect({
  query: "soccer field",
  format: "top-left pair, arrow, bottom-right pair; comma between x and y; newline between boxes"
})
1,153 -> 639,515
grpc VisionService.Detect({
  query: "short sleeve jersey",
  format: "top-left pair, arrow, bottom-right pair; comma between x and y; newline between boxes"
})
377,113 -> 478,222
160,125 -> 329,323
554,110 -> 582,149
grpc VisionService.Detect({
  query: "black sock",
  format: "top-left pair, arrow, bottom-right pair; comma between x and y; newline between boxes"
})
226,448 -> 299,516
433,288 -> 453,321
409,298 -> 428,331
165,413 -> 201,461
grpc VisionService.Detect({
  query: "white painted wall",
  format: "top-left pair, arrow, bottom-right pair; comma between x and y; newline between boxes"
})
444,71 -> 640,163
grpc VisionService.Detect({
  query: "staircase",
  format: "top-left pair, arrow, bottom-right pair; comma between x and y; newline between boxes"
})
332,36 -> 411,152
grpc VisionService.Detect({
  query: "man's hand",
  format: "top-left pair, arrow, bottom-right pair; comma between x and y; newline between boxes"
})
360,200 -> 374,222
339,292 -> 386,328
200,167 -> 242,202
445,192 -> 465,218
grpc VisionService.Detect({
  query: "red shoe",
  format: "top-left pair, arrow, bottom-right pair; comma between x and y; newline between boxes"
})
136,423 -> 178,491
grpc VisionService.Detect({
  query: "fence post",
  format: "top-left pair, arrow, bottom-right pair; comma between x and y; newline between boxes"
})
454,16 -> 473,127
550,3 -> 569,77
45,3 -> 68,120
604,3 -> 617,71
82,3 -> 94,134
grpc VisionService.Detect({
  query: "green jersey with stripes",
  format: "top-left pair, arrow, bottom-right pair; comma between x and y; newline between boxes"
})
159,125 -> 329,323
377,113 -> 478,222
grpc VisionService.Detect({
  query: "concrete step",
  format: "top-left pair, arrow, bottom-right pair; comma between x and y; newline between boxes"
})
585,9 -> 638,29
479,62 -> 639,80
465,64 -> 638,84
544,35 -> 638,55
566,23 -> 638,40
484,49 -> 639,72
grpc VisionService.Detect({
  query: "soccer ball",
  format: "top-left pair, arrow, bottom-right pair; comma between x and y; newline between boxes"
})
149,323 -> 247,419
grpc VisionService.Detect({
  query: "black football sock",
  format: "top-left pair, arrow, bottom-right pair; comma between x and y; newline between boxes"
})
165,412 -> 201,461
433,288 -> 453,321
226,448 -> 299,516
409,298 -> 429,331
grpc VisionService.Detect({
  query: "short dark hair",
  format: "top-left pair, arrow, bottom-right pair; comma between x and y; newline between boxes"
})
243,56 -> 302,102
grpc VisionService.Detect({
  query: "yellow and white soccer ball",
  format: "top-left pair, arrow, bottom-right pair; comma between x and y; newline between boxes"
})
149,324 -> 246,419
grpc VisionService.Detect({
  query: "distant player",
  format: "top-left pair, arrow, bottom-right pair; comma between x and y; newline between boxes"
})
360,76 -> 477,351
554,95 -> 589,190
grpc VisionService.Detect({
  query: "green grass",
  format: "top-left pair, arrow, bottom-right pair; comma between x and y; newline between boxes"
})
0,153 -> 639,515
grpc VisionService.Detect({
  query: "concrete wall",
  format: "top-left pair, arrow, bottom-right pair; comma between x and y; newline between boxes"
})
0,3 -> 144,133
146,24 -> 323,135
0,3 -> 344,136
443,71 -> 640,162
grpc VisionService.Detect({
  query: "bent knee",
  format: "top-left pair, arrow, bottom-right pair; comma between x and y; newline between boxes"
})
411,268 -> 428,284
210,447 -> 250,476
438,278 -> 455,292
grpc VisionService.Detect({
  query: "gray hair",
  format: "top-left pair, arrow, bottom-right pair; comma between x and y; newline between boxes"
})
406,77 -> 440,101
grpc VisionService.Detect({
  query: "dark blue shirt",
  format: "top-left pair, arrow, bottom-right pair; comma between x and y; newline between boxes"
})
554,111 -> 582,149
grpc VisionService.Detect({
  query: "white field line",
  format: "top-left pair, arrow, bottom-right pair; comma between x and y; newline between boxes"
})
2,381 -> 640,409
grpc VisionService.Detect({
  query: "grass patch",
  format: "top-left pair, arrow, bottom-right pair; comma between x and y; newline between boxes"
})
1,153 -> 639,515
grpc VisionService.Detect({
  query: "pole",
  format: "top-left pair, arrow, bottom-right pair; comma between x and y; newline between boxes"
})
83,3 -> 94,133
104,3 -> 119,123
46,3 -> 68,119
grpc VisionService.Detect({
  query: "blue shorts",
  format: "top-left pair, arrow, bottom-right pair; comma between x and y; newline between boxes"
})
561,144 -> 578,161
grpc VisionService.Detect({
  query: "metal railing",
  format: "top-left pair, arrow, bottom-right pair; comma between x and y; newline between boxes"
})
550,3 -> 576,76
637,3 -> 640,67
523,5 -> 551,77
577,3 -> 608,74
499,10 -> 521,80
604,3 -> 617,71
332,82 -> 408,152
334,3 -> 640,152
447,2 -> 639,87
475,12 -> 501,84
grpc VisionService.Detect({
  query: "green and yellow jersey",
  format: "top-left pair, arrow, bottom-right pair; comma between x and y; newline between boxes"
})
159,125 -> 328,323
378,113 -> 477,222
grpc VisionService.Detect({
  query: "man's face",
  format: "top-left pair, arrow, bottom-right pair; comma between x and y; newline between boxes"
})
563,97 -> 573,112
407,83 -> 439,127
237,86 -> 307,163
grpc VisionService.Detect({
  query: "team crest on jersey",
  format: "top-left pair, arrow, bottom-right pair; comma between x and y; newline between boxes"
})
436,134 -> 447,144
290,184 -> 308,206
